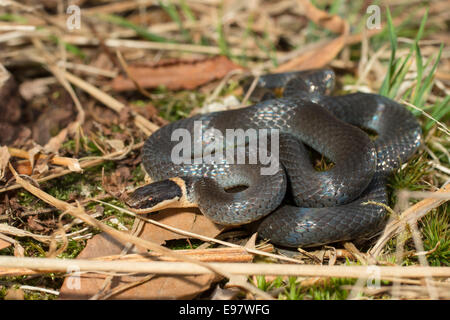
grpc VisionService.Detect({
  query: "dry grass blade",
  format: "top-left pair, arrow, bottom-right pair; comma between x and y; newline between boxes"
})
60,71 -> 160,136
370,183 -> 450,258
95,248 -> 255,263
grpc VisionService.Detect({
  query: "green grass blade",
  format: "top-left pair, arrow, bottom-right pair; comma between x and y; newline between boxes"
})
0,14 -> 28,23
158,0 -> 193,42
379,7 -> 397,96
179,0 -> 196,22
414,44 -> 443,108
49,35 -> 86,59
410,10 -> 428,103
415,9 -> 428,43
216,5 -> 230,57
424,96 -> 450,131
388,53 -> 412,98
411,42 -> 423,102
101,14 -> 172,43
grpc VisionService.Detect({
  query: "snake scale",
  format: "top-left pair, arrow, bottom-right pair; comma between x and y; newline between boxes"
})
127,69 -> 422,247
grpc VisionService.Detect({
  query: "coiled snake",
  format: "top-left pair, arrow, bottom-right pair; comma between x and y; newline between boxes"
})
126,69 -> 422,247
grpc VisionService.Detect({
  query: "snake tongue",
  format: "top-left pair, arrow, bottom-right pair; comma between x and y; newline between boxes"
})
126,177 -> 196,213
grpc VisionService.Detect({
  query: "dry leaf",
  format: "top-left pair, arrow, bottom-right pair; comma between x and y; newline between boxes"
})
58,232 -> 217,300
16,161 -> 32,175
4,288 -> 24,300
112,56 -> 244,91
34,158 -> 49,175
0,228 -> 25,255
0,238 -> 11,251
13,243 -> 24,257
210,285 -> 241,300
136,208 -> 225,247
65,158 -> 82,172
0,145 -> 10,180
106,139 -> 125,152
43,127 -> 68,154
297,0 -> 347,33
275,0 -> 349,72
27,145 -> 42,170
19,77 -> 53,101
274,33 -> 348,72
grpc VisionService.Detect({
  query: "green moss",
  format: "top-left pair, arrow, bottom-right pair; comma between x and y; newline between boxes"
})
304,277 -> 356,300
131,165 -> 146,184
153,88 -> 206,122
57,239 -> 88,259
388,154 -> 432,193
418,205 -> 449,266
165,238 -> 204,250
0,286 -> 6,299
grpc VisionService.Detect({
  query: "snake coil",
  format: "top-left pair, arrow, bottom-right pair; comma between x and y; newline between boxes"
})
128,69 -> 422,247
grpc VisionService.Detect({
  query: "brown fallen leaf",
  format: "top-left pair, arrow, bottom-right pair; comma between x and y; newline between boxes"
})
58,232 -> 218,300
4,288 -> 24,300
136,208 -> 225,247
19,77 -> 54,101
43,127 -> 68,154
59,208 -> 225,299
26,216 -> 46,232
210,285 -> 241,300
274,0 -> 349,72
16,161 -> 33,176
297,0 -> 347,33
102,166 -> 131,196
106,139 -> 125,152
0,232 -> 25,256
111,56 -> 244,91
0,146 -> 10,180
0,238 -> 11,251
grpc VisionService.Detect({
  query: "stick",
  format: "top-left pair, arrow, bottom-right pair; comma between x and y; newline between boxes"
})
0,256 -> 448,279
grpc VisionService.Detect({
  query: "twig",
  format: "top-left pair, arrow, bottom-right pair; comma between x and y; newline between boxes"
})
19,285 -> 59,296
96,247 -> 255,263
0,257 -> 449,279
61,70 -> 159,135
62,35 -> 270,59
8,147 -> 81,171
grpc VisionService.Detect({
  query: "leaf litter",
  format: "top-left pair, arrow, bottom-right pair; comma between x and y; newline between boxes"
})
0,0 -> 448,300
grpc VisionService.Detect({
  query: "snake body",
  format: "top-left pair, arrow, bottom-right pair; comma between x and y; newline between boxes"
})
135,69 -> 422,247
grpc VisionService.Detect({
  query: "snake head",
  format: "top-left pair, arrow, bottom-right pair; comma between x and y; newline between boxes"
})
126,177 -> 196,213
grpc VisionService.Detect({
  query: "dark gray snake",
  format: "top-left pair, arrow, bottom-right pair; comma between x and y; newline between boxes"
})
127,69 -> 422,247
